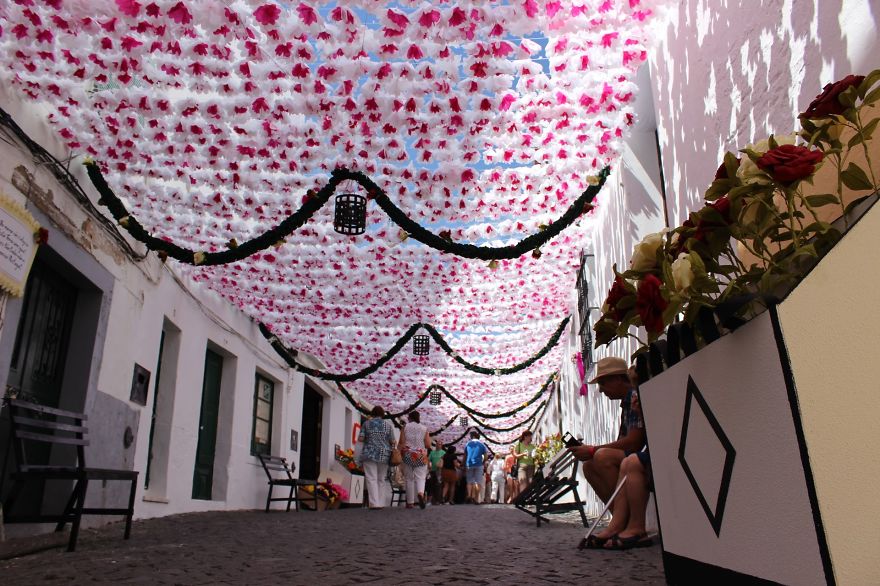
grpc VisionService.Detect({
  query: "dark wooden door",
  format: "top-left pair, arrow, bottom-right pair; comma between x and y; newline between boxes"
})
192,349 -> 223,500
4,258 -> 77,512
299,385 -> 323,480
8,259 -> 77,407
144,329 -> 165,489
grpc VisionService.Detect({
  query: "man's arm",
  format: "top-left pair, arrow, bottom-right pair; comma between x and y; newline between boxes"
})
568,427 -> 646,461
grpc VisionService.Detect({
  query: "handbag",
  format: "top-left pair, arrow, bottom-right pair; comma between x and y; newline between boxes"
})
390,447 -> 403,466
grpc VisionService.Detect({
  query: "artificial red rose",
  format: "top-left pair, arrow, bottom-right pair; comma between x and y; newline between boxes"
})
756,144 -> 824,185
603,275 -> 630,321
636,274 -> 668,334
799,74 -> 865,119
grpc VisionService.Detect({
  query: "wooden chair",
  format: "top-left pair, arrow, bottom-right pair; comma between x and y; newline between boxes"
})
1,398 -> 139,552
515,448 -> 588,527
256,454 -> 318,512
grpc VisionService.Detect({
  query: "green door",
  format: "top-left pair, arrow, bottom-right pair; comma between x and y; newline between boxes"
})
192,349 -> 223,500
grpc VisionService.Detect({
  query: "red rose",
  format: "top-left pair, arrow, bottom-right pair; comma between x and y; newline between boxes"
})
636,274 -> 668,334
756,145 -> 824,185
799,74 -> 865,119
603,275 -> 629,321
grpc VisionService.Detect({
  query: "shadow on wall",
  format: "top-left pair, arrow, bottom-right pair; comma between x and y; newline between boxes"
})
652,0 -> 880,225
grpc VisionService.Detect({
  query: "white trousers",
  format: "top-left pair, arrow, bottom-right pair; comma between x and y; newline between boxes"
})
491,474 -> 506,503
403,463 -> 428,504
363,460 -> 390,508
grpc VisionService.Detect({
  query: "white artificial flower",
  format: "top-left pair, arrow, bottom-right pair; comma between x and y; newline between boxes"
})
671,253 -> 695,293
629,229 -> 667,272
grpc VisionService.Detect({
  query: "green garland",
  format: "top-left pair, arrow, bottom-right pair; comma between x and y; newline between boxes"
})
258,318 -> 569,381
331,371 -> 557,425
470,398 -> 547,432
85,160 -> 610,263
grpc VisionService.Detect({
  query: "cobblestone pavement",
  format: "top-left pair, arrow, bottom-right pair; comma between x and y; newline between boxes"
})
0,504 -> 665,585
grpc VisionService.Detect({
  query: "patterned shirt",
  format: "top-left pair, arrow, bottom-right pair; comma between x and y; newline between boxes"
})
618,388 -> 645,440
358,417 -> 395,463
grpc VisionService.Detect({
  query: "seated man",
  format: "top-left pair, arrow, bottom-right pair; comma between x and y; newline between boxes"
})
568,357 -> 646,537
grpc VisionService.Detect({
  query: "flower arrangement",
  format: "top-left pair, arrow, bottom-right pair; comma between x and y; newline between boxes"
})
594,70 -> 880,350
534,432 -> 565,467
335,446 -> 364,476
301,479 -> 349,504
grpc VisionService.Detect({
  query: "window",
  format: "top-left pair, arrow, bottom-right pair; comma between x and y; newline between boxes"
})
251,374 -> 274,456
576,252 -> 594,370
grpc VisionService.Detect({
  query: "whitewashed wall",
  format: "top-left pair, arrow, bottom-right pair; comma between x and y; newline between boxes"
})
0,84 -> 354,527
653,0 -> 880,225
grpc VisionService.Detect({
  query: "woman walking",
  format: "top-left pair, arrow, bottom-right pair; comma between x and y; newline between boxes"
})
398,410 -> 431,509
357,405 -> 395,509
514,430 -> 537,494
440,445 -> 459,504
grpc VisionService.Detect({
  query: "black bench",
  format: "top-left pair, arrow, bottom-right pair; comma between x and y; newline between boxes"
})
1,398 -> 139,552
514,448 -> 589,527
257,454 -> 318,512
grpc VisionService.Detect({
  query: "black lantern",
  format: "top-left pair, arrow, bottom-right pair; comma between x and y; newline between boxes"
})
429,390 -> 441,405
459,415 -> 468,427
413,334 -> 430,355
333,192 -> 367,235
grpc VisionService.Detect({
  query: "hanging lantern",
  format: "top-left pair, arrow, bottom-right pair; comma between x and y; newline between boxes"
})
413,334 -> 430,355
459,415 -> 469,427
429,390 -> 442,405
333,192 -> 367,235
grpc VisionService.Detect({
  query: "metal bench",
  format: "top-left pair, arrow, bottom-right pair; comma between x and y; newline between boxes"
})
1,398 -> 139,552
256,454 -> 318,512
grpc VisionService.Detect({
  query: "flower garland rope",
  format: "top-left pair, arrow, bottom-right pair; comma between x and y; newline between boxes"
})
85,161 -> 610,263
331,372 -> 557,423
258,318 -> 569,382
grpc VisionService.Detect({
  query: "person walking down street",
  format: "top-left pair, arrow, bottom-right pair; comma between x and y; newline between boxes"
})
357,405 -> 395,510
398,410 -> 432,509
490,453 -> 507,504
464,431 -> 488,504
428,440 -> 446,504
513,431 -> 536,494
440,445 -> 459,504
503,445 -> 518,503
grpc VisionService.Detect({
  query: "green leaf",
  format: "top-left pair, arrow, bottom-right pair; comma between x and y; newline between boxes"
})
859,69 -> 880,97
862,82 -> 880,108
844,194 -> 873,215
805,193 -> 840,207
838,86 -> 858,108
841,162 -> 874,191
860,117 -> 879,142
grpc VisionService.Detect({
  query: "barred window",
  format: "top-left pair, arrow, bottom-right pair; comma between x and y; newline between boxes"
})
251,374 -> 274,456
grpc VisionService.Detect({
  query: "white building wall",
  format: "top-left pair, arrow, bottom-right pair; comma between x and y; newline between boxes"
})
0,83 -> 355,528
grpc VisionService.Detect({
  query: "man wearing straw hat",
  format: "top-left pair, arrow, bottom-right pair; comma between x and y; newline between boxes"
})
568,356 -> 646,539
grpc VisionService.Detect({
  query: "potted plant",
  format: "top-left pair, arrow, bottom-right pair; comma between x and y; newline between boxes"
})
593,71 -> 879,585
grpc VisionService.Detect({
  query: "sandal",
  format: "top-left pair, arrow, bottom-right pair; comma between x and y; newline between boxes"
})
579,533 -> 616,550
603,533 -> 654,550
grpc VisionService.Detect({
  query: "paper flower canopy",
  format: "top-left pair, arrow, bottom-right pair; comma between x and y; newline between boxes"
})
0,0 -> 659,432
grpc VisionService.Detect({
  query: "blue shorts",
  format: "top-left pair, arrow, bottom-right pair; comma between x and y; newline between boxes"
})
466,465 -> 483,484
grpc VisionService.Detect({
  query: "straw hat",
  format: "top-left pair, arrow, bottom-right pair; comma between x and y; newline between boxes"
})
588,357 -> 629,384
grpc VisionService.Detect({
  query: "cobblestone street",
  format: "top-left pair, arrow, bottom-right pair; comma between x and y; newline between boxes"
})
0,505 -> 665,585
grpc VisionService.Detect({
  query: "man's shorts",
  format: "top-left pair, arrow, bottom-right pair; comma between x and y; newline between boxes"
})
466,465 -> 483,484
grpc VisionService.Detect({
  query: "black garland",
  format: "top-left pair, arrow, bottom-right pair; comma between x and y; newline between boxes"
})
258,318 -> 569,381
85,160 -> 610,263
442,426 -> 518,447
470,399 -> 547,432
428,414 -> 458,437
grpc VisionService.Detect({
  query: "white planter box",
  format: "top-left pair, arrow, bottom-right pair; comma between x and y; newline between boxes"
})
639,199 -> 880,585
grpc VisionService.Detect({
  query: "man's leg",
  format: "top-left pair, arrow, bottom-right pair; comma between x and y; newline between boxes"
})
617,455 -> 650,539
583,448 -> 625,502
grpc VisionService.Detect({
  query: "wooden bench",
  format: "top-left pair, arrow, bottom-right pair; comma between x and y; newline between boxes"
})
1,398 -> 139,552
514,448 -> 588,527
256,454 -> 318,512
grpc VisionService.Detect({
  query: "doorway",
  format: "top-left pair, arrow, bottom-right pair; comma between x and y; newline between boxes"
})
299,384 -> 324,480
192,348 -> 223,500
